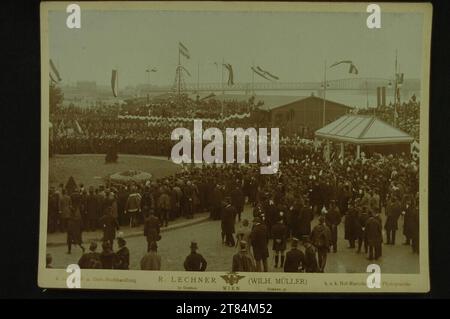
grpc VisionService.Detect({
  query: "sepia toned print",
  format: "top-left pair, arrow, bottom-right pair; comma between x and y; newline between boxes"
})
39,1 -> 431,292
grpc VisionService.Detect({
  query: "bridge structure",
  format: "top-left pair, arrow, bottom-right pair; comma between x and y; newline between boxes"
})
143,77 -> 421,95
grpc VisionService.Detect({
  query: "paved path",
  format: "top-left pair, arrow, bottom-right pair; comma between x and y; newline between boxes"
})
46,206 -> 419,273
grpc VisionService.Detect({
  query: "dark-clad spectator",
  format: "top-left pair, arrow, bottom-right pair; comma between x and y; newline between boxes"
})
232,241 -> 255,272
344,202 -> 359,248
284,238 -> 305,272
298,198 -> 314,237
78,242 -> 102,269
366,213 -> 382,260
100,241 -> 117,269
221,200 -> 236,247
158,187 -> 171,227
144,212 -> 161,252
271,217 -> 288,268
250,217 -> 269,272
141,241 -> 161,270
303,237 -> 319,273
184,242 -> 207,271
325,200 -> 341,253
59,189 -> 72,232
311,216 -> 331,272
115,236 -> 130,270
66,193 -> 85,254
99,207 -> 120,249
231,185 -> 245,222
384,196 -> 401,245
402,200 -> 414,245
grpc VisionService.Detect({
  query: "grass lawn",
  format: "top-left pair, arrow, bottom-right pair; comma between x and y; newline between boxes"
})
49,154 -> 181,188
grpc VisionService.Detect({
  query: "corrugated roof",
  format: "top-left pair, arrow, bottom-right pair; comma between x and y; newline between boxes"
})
315,115 -> 414,144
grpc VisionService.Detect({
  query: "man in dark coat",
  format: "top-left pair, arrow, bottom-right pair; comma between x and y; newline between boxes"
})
284,238 -> 305,272
115,237 -> 130,270
356,204 -> 370,254
303,237 -> 319,273
230,185 -> 245,222
325,200 -> 341,253
366,212 -> 382,260
298,199 -> 314,237
144,212 -> 161,252
384,196 -> 401,245
184,242 -> 207,271
100,241 -> 117,269
271,217 -> 288,268
232,241 -> 256,272
344,202 -> 359,248
221,201 -> 236,247
78,241 -> 102,269
211,185 -> 223,220
48,187 -> 59,234
250,217 -> 269,272
67,193 -> 85,254
99,207 -> 120,249
311,216 -> 331,272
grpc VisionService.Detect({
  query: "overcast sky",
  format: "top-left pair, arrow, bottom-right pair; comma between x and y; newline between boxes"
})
49,9 -> 424,87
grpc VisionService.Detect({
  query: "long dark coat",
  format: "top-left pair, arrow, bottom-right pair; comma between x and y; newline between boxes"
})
284,248 -> 305,272
99,213 -> 119,242
250,223 -> 269,260
144,215 -> 161,243
221,205 -> 236,234
365,216 -> 382,246
385,201 -> 401,231
403,205 -> 414,238
344,208 -> 359,241
298,206 -> 314,236
67,209 -> 83,245
271,222 -> 288,251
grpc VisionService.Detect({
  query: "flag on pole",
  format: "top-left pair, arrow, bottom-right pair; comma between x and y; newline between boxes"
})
179,42 -> 190,59
146,68 -> 157,72
251,66 -> 279,81
396,73 -> 404,87
223,63 -> 234,85
330,60 -> 359,75
256,66 -> 279,80
49,59 -> 62,83
111,69 -> 118,97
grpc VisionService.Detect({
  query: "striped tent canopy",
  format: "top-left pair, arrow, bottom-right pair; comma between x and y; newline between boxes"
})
315,115 -> 414,145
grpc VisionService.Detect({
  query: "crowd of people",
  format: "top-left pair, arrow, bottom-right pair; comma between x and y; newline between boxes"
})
357,99 -> 420,140
47,93 -> 421,272
47,141 -> 419,272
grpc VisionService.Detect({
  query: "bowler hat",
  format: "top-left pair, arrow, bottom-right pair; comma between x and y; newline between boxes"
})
190,241 -> 198,250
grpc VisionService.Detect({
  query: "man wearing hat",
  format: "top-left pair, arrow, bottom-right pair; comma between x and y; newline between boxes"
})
250,217 -> 269,272
232,241 -> 255,272
141,241 -> 161,270
325,200 -> 341,253
283,238 -> 305,273
184,242 -> 207,271
115,235 -> 130,270
311,216 -> 331,272
302,237 -> 319,273
271,216 -> 288,268
144,211 -> 161,252
78,241 -> 102,269
221,198 -> 236,247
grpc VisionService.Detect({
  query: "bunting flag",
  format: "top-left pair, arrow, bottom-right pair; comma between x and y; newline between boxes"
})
251,67 -> 271,81
146,68 -> 157,73
256,66 -> 279,80
177,65 -> 191,77
179,42 -> 190,59
223,63 -> 234,85
49,59 -> 62,83
111,69 -> 119,97
201,93 -> 216,101
330,60 -> 359,75
396,73 -> 404,87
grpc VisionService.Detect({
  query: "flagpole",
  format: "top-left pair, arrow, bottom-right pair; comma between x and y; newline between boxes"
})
221,57 -> 225,95
179,48 -> 181,95
322,60 -> 327,127
252,60 -> 255,96
394,49 -> 398,126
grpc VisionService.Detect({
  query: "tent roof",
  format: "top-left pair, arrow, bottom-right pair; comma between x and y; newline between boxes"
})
315,115 -> 414,145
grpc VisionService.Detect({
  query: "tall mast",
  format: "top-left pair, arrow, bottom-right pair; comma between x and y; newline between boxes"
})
322,60 -> 327,127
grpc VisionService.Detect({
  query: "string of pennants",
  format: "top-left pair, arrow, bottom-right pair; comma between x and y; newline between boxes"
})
118,112 -> 251,126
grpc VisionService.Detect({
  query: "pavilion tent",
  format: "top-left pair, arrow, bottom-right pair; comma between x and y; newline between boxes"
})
315,115 -> 414,158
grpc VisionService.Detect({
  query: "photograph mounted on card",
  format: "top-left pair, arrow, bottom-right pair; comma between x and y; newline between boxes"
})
39,1 -> 431,293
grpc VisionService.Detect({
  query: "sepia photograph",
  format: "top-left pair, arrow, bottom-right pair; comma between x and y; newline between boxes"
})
38,1 -> 431,292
